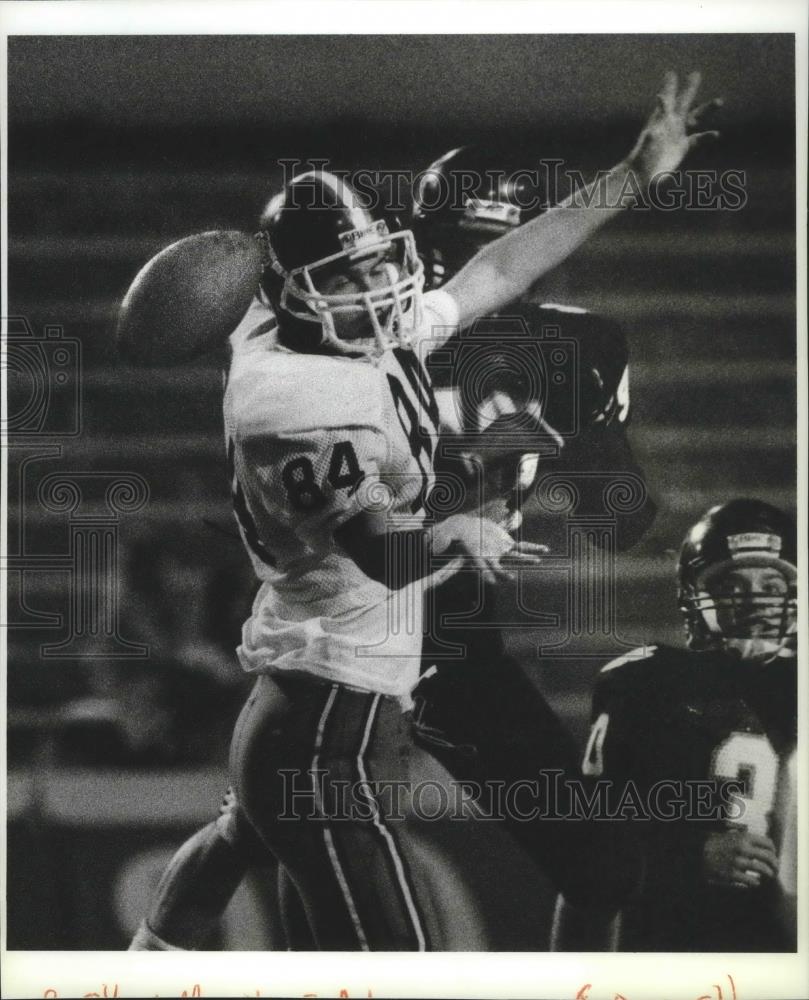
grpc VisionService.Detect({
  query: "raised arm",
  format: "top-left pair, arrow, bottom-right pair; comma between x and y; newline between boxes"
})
443,72 -> 719,328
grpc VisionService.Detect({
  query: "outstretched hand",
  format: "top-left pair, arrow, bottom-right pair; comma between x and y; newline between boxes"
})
628,71 -> 722,184
434,513 -> 547,585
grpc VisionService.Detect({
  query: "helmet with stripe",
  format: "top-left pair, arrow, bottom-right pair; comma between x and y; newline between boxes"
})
259,170 -> 424,357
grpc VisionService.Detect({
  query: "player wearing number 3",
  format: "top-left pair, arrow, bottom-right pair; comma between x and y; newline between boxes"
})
558,499 -> 797,951
218,71 -> 720,950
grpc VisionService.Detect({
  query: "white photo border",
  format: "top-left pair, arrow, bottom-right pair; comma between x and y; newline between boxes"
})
1,2 -> 807,998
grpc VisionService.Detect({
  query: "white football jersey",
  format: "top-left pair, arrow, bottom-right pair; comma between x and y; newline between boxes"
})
224,290 -> 459,697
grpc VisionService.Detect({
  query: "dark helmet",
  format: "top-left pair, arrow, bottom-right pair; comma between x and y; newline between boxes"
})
678,498 -> 797,660
258,170 -> 424,356
411,146 -> 549,289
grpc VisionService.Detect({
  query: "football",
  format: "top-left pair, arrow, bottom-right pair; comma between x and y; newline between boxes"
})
117,230 -> 264,366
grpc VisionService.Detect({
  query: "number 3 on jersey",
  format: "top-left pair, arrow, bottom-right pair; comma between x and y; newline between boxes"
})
712,732 -> 779,837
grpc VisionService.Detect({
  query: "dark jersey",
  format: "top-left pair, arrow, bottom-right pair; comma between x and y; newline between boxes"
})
411,305 -> 656,908
585,643 -> 797,951
427,303 -> 655,551
420,304 -> 655,683
427,302 -> 629,419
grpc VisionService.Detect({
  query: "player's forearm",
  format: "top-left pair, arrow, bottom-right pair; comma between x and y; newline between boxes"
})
336,516 -> 452,590
336,512 -> 481,590
445,160 -> 633,325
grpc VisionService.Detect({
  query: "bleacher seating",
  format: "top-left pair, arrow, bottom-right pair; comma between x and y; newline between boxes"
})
8,129 -> 796,723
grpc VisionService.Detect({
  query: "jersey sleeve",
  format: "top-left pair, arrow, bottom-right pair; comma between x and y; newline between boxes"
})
582,653 -> 654,788
414,288 -> 461,356
240,423 -> 389,550
582,679 -> 630,782
228,292 -> 278,355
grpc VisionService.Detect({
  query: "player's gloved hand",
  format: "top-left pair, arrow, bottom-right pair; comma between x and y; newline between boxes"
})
702,828 -> 779,889
627,71 -> 722,185
433,512 -> 547,585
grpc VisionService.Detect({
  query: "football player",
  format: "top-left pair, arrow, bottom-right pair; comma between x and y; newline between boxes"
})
221,167 -> 561,951
554,499 -> 798,951
408,142 -> 657,910
131,71 -> 718,950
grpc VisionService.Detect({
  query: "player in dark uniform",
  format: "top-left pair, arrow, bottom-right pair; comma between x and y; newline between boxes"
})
408,145 -> 656,906
556,498 -> 797,951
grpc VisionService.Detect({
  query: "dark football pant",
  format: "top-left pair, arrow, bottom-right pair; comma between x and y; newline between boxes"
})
230,672 -> 438,951
416,572 -> 640,908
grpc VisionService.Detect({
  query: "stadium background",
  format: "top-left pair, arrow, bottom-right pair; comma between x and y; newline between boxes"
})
5,34 -> 796,949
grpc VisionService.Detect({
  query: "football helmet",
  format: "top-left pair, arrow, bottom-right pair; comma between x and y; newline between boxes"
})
412,146 -> 548,289
259,170 -> 424,356
678,498 -> 797,661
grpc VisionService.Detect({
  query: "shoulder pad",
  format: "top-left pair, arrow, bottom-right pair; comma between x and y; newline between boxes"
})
533,300 -> 622,332
600,645 -> 659,677
513,301 -> 627,354
597,643 -> 693,694
228,351 -> 383,439
593,646 -> 659,710
538,302 -> 590,315
423,288 -> 460,330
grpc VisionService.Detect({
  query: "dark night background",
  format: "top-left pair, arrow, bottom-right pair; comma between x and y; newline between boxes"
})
5,34 -> 797,949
